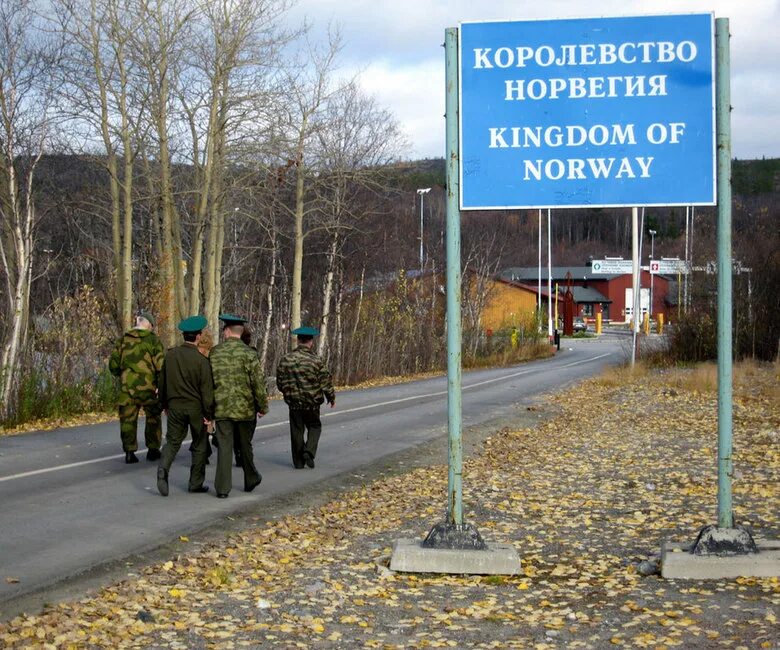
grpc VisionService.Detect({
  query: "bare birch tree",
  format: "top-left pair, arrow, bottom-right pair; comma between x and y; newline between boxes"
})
55,0 -> 147,330
0,0 -> 58,416
277,28 -> 345,332
462,230 -> 504,356
132,0 -> 193,345
137,0 -> 294,336
312,81 -> 404,357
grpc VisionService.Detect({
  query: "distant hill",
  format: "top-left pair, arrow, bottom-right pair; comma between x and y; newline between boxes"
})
732,158 -> 780,194
385,158 -> 446,191
386,157 -> 779,197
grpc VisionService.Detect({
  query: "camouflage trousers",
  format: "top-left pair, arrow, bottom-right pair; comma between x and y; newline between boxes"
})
214,419 -> 260,496
118,399 -> 163,452
288,407 -> 322,468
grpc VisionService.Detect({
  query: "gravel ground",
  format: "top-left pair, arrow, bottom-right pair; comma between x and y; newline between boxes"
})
1,363 -> 778,649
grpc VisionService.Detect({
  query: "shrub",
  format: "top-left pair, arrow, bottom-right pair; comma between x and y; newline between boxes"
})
667,310 -> 718,363
1,286 -> 119,428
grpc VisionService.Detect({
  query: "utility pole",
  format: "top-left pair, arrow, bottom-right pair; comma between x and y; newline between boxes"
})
649,229 -> 656,316
417,188 -> 431,272
547,208 -> 553,342
631,207 -> 640,366
537,209 -> 542,319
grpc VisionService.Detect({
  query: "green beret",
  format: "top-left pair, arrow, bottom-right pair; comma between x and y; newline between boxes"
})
178,315 -> 207,333
137,310 -> 156,327
219,313 -> 246,326
292,326 -> 319,337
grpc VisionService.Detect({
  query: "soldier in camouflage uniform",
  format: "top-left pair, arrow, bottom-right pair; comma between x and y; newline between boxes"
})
275,326 -> 335,469
209,314 -> 268,498
108,311 -> 165,463
157,315 -> 215,496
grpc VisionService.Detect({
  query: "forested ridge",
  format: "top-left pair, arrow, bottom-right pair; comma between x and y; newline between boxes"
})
27,153 -> 780,358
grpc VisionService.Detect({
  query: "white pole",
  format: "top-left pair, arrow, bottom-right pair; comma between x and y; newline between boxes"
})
547,208 -> 553,341
639,207 -> 645,319
416,188 -> 431,273
688,205 -> 695,310
537,209 -> 542,318
419,194 -> 424,271
684,205 -> 690,313
631,207 -> 640,367
649,229 -> 656,318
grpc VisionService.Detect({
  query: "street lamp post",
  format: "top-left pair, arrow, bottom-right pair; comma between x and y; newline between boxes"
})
417,188 -> 431,272
649,229 -> 656,316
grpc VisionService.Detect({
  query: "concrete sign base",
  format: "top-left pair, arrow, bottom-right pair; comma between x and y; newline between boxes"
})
661,537 -> 780,579
390,538 -> 521,575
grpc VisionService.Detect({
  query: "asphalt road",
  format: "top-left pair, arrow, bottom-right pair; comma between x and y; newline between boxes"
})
0,337 -> 619,614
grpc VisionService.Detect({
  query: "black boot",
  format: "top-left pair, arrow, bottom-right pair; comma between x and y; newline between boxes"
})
125,452 -> 139,464
147,448 -> 161,461
157,467 -> 169,496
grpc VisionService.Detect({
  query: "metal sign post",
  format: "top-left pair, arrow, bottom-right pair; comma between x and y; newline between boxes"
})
663,18 -> 764,574
390,28 -> 521,573
715,17 -> 734,531
444,26 -> 464,530
415,27 -> 502,550
631,207 -> 640,366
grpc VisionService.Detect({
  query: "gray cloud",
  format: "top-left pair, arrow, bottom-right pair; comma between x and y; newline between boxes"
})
289,0 -> 779,159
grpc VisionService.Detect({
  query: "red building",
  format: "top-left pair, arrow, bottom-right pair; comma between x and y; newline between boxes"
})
500,264 -> 674,323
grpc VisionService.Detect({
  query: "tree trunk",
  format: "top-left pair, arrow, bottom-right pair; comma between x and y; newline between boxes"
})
333,269 -> 344,380
259,228 -> 278,371
317,232 -> 338,357
203,212 -> 219,333
351,266 -> 365,344
141,152 -> 164,262
155,76 -> 178,344
188,78 -> 222,316
88,7 -> 124,328
203,86 -> 229,334
213,197 -> 225,329
121,151 -> 133,329
291,119 -> 307,331
108,154 -> 124,326
0,238 -> 31,416
0,161 -> 36,418
120,69 -> 134,329
0,270 -> 30,417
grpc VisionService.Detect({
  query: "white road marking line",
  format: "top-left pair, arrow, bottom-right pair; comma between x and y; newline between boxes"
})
0,449 -> 149,482
0,352 -> 611,483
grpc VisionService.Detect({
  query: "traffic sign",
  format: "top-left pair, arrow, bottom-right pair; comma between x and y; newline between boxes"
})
650,259 -> 690,274
459,14 -> 716,209
591,259 -> 633,274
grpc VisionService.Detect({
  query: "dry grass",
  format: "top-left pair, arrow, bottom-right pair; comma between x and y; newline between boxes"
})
669,362 -> 718,393
596,358 -> 779,396
463,341 -> 554,370
592,361 -> 650,388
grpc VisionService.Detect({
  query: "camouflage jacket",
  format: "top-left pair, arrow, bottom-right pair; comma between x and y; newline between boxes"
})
209,338 -> 268,421
276,346 -> 335,410
159,342 -> 215,418
108,328 -> 165,404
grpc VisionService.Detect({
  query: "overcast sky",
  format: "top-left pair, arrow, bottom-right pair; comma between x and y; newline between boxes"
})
289,0 -> 779,161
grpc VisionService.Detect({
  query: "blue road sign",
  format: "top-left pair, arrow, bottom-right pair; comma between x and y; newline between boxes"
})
459,14 -> 716,209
